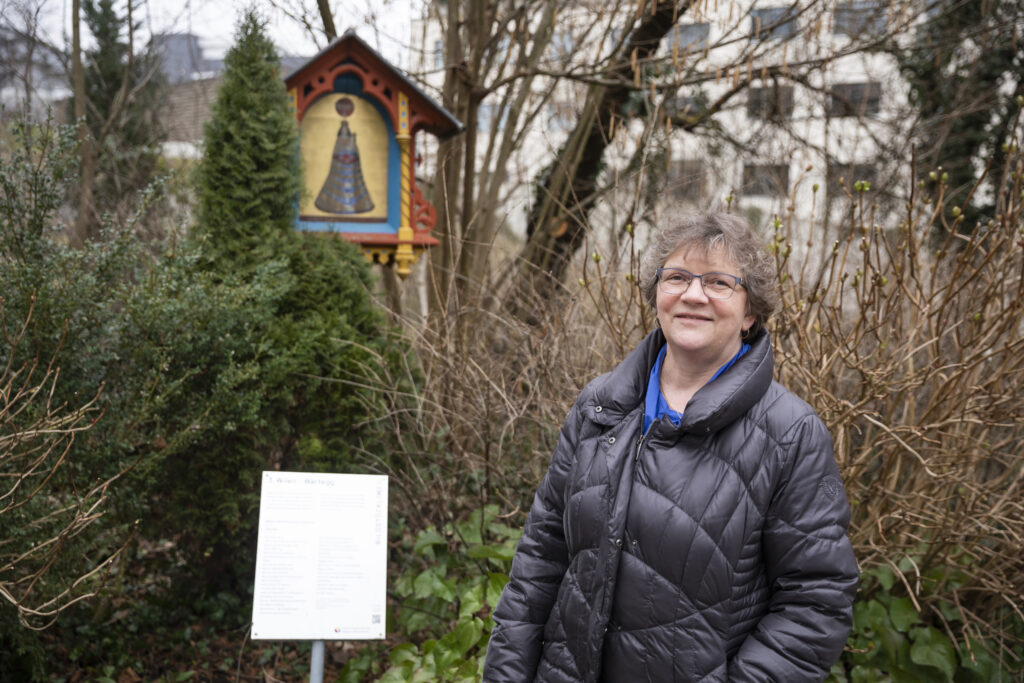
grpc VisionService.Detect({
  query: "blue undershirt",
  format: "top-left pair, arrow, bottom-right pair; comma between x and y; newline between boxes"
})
643,342 -> 751,433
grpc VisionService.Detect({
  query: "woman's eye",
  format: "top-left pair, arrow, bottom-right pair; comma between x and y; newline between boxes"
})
706,276 -> 732,289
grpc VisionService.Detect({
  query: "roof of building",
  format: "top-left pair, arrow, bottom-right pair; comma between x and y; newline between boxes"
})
284,29 -> 462,139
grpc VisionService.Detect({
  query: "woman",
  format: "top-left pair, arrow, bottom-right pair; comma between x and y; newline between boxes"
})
484,212 -> 858,682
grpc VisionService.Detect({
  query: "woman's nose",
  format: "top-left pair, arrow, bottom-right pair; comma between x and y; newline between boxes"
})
680,277 -> 709,302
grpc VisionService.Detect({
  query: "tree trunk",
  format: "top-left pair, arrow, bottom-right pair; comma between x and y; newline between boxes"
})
317,0 -> 338,41
70,0 -> 93,248
428,0 -> 465,319
453,1 -> 557,303
512,0 -> 689,306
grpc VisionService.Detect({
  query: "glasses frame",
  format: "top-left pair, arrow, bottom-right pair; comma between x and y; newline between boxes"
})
656,267 -> 747,300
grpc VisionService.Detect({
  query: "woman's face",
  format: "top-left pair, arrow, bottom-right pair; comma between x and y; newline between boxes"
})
656,244 -> 755,372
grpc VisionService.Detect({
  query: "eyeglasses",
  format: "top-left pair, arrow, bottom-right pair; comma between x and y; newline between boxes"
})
656,267 -> 746,300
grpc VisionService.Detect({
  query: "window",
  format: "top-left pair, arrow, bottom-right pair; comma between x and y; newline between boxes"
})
828,82 -> 882,117
750,7 -> 798,40
827,162 -> 875,197
833,2 -> 887,37
666,95 -> 703,119
548,101 -> 575,131
667,159 -> 705,201
747,84 -> 795,120
670,23 -> 710,52
742,163 -> 790,196
434,40 -> 444,70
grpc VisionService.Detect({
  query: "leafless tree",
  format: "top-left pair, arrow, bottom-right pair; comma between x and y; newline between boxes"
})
0,0 -> 65,119
273,0 -> 938,321
401,0 -> 924,317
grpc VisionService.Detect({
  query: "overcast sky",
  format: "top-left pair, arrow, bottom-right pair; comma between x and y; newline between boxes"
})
37,0 -> 413,62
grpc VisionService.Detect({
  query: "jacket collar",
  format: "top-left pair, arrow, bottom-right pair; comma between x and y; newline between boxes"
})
581,328 -> 774,435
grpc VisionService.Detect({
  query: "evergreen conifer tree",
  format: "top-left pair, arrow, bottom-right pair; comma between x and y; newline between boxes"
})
181,9 -> 395,595
195,9 -> 300,269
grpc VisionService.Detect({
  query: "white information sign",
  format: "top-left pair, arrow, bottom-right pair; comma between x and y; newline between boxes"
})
251,471 -> 388,640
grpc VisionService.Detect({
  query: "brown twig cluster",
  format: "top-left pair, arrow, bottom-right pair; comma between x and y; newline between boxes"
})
0,298 -> 131,629
770,143 -> 1024,654
361,124 -> 1024,660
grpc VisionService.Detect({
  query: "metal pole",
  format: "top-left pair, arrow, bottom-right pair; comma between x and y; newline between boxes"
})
310,640 -> 325,683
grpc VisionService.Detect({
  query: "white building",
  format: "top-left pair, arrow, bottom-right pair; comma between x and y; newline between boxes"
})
407,0 -> 916,257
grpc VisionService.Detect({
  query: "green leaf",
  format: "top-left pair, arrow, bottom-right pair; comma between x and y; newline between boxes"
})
429,642 -> 461,675
959,635 -> 998,680
338,647 -> 376,683
889,598 -> 918,632
878,625 -> 907,667
436,617 -> 484,661
849,665 -> 886,683
414,528 -> 447,556
455,518 -> 483,547
908,626 -> 956,681
454,617 -> 484,654
466,543 -> 516,562
487,519 -> 523,541
458,582 -> 485,619
824,661 -> 848,683
853,600 -> 889,634
486,572 -> 509,608
889,666 -> 921,683
394,571 -> 415,598
869,564 -> 896,592
389,643 -> 419,667
379,663 -> 414,683
411,663 -> 440,683
413,567 -> 456,601
400,609 -> 436,634
936,601 -> 961,624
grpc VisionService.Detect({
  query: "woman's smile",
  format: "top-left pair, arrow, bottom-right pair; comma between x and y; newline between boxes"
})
656,245 -> 754,373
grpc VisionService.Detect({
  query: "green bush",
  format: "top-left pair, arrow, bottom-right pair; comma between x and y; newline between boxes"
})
828,563 -> 1021,682
1,94 -> 396,675
178,8 -> 397,595
337,505 -> 521,683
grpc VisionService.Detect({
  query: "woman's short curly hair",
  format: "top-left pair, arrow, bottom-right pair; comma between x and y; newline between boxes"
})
640,211 -> 780,335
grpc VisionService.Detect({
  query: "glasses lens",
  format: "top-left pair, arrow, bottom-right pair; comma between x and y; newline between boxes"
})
660,269 -> 694,294
701,274 -> 736,299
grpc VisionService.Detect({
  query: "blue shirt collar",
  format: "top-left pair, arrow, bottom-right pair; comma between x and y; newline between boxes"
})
643,342 -> 751,433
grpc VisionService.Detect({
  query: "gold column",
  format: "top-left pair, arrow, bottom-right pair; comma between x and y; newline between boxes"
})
394,92 -> 417,279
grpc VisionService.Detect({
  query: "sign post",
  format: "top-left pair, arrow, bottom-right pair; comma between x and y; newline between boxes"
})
251,471 -> 388,677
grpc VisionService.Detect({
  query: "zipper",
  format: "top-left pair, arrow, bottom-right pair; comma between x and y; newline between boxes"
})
635,413 -> 659,462
634,426 -> 652,462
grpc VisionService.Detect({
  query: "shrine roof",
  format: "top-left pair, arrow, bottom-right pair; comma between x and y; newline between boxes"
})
284,29 -> 463,139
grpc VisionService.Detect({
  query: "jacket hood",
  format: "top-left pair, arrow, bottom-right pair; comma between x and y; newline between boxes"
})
581,327 -> 774,435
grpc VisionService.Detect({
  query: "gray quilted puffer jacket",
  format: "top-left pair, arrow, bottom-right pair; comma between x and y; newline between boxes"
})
484,328 -> 858,682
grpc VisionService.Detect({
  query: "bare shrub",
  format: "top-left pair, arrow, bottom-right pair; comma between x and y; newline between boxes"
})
769,141 -> 1024,651
0,299 -> 131,629
351,279 -> 638,533
358,125 -> 1024,660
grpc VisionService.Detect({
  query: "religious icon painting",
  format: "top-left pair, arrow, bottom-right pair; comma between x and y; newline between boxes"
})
299,93 -> 389,223
315,97 -> 374,214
